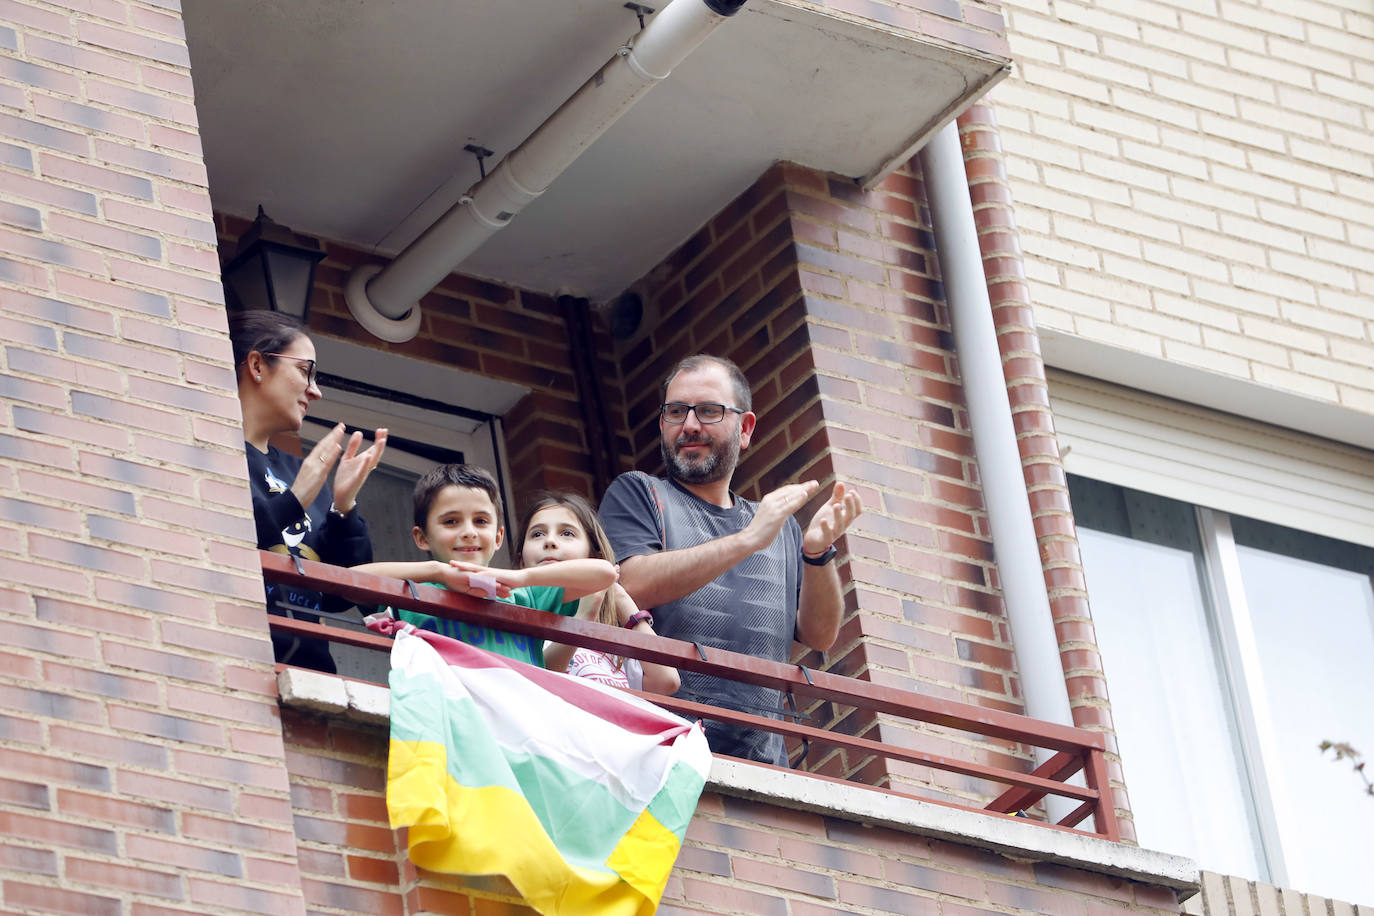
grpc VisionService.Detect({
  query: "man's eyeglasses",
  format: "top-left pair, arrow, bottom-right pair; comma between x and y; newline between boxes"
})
266,353 -> 318,387
659,402 -> 745,424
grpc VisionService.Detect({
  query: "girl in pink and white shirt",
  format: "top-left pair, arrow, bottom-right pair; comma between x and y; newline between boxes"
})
518,492 -> 679,695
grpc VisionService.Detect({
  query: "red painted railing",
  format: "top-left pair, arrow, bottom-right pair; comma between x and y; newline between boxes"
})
261,551 -> 1120,841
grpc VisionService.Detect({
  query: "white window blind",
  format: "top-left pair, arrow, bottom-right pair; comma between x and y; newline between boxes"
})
1047,369 -> 1374,549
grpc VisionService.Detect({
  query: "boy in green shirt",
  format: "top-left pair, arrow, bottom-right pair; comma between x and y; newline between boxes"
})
357,464 -> 616,667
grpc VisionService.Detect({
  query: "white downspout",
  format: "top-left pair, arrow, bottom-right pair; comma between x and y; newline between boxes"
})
346,0 -> 747,342
919,123 -> 1078,821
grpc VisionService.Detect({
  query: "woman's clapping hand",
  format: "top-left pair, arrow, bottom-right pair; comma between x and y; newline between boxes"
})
289,423 -> 387,514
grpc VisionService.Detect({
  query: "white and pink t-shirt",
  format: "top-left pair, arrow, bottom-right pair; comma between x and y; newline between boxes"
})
565,647 -> 643,691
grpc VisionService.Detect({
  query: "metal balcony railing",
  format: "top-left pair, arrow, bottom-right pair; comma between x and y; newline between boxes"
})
261,550 -> 1120,842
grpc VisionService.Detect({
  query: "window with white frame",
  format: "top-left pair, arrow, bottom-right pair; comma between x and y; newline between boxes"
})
1069,475 -> 1374,907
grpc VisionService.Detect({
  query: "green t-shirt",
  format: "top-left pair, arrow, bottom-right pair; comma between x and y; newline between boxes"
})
394,584 -> 577,668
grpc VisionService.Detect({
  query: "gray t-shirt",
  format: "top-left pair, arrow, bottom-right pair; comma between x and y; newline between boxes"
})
599,471 -> 802,766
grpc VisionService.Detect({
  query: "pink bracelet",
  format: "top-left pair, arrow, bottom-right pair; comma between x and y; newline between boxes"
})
468,572 -> 500,599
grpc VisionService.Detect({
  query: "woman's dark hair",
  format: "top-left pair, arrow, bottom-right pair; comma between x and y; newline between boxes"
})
227,310 -> 307,369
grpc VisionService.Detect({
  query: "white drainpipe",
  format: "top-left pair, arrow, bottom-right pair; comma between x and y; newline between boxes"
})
919,123 -> 1079,820
346,0 -> 747,342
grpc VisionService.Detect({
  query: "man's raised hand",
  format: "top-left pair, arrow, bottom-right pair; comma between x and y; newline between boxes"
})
802,481 -> 863,557
744,481 -> 820,551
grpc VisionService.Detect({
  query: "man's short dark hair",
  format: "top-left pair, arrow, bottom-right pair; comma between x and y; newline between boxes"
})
412,463 -> 503,529
662,354 -> 752,413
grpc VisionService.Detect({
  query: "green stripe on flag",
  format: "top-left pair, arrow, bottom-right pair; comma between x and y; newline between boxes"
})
646,758 -> 709,840
384,626 -> 710,916
392,667 -> 660,872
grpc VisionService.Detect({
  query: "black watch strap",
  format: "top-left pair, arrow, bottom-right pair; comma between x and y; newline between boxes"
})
802,545 -> 837,566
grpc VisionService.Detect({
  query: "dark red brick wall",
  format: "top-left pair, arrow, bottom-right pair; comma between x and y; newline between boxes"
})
606,161 -> 1040,804
215,215 -> 619,509
1,4 -> 309,912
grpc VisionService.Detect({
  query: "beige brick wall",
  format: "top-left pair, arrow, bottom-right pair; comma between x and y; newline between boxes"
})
988,0 -> 1374,414
1182,871 -> 1374,916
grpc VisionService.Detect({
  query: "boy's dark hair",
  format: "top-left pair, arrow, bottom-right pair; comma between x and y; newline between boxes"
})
227,310 -> 306,369
412,463 -> 503,529
662,354 -> 752,412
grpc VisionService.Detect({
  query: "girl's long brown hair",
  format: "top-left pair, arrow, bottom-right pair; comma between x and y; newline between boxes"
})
517,491 -> 619,629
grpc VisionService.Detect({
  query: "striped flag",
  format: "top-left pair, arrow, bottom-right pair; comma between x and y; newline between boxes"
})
378,622 -> 711,916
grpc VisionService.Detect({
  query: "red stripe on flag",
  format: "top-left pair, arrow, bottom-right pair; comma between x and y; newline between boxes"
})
412,627 -> 692,741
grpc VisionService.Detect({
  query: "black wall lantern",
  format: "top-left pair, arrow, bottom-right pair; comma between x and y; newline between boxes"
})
222,206 -> 326,322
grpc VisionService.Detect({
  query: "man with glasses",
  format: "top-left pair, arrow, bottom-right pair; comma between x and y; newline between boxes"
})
599,354 -> 862,765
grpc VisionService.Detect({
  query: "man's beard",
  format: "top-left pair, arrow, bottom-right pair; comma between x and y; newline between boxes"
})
661,426 -> 740,485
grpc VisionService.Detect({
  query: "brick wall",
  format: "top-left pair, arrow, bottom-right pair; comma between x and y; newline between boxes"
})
282,709 -> 1184,916
216,214 -> 620,507
1183,872 -> 1371,916
0,3 -> 308,913
988,0 -> 1374,413
608,159 -> 1096,808
787,161 -> 1025,801
958,102 -> 1132,841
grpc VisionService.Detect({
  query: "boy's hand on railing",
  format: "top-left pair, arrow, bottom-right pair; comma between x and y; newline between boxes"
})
445,560 -> 516,599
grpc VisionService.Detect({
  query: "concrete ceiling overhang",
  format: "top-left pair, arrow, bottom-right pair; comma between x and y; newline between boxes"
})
185,0 -> 1007,302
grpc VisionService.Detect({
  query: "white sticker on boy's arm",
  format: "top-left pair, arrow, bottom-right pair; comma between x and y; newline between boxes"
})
467,572 -> 500,599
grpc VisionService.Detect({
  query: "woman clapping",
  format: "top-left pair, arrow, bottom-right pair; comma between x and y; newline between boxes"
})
230,311 -> 387,672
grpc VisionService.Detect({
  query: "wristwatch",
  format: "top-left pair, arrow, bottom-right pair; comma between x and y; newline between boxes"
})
624,610 -> 654,629
802,545 -> 837,566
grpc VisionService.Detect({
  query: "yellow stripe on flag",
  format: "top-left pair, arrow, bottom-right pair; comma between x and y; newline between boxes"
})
389,739 -> 655,916
606,807 -> 682,903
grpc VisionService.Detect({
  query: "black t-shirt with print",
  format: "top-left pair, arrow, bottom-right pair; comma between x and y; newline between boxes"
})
245,442 -> 372,673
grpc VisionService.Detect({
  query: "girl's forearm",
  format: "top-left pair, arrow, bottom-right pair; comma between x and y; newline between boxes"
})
517,558 -> 617,600
352,559 -> 446,583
